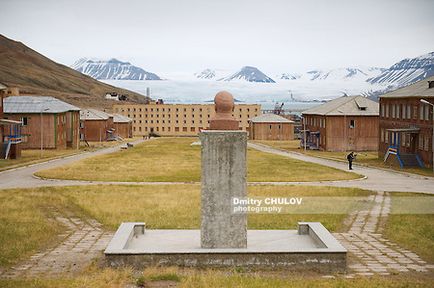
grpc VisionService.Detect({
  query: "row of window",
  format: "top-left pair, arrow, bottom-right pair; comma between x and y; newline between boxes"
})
381,103 -> 431,121
132,119 -> 250,125
133,126 -> 207,133
380,129 -> 430,151
127,113 -> 254,120
117,106 -> 259,113
304,116 -> 326,128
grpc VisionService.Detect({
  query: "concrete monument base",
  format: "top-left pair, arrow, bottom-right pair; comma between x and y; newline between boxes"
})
104,222 -> 347,273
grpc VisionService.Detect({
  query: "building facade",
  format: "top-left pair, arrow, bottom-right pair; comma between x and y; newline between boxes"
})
302,96 -> 379,152
379,77 -> 434,168
113,114 -> 133,139
3,96 -> 80,149
80,109 -> 114,142
113,103 -> 261,136
249,114 -> 294,140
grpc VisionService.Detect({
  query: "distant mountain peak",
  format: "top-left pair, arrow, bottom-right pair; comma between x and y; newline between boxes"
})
71,58 -> 161,80
367,51 -> 434,86
219,66 -> 275,83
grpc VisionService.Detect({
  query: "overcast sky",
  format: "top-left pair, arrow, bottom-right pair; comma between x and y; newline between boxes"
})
1,0 -> 433,74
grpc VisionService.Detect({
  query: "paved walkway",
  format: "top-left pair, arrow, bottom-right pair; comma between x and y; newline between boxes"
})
0,211 -> 113,278
248,143 -> 434,194
334,191 -> 434,277
0,139 -> 146,190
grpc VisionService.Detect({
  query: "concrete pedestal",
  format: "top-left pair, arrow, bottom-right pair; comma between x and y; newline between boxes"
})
199,130 -> 247,248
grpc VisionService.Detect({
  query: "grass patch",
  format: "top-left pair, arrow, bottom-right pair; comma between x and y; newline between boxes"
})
0,138 -> 139,172
384,193 -> 434,262
255,140 -> 434,177
0,266 -> 133,288
62,185 -> 371,231
0,188 -> 71,268
0,185 -> 372,268
36,137 -> 359,182
2,266 -> 432,287
0,149 -> 81,171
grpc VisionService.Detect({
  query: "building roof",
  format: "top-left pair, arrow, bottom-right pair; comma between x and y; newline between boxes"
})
250,113 -> 294,123
113,114 -> 132,123
4,96 -> 80,114
302,95 -> 379,116
80,109 -> 113,120
380,76 -> 434,98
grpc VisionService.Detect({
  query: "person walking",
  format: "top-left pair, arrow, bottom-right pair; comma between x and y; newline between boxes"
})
347,152 -> 355,170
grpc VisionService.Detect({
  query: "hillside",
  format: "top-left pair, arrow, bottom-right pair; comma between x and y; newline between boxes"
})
0,34 -> 150,109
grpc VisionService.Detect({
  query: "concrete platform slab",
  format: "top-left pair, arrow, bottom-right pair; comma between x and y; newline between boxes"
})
104,222 -> 347,273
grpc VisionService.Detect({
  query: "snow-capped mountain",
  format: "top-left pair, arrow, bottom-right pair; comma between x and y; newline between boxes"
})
71,58 -> 161,80
305,67 -> 385,82
367,52 -> 434,87
219,66 -> 275,83
278,73 -> 301,80
195,69 -> 216,79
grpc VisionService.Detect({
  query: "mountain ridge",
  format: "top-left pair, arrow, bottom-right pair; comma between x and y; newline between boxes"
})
0,34 -> 150,109
71,58 -> 161,80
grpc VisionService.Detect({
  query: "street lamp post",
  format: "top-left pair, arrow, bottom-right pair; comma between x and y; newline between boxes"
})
337,109 -> 347,151
420,99 -> 434,174
40,107 -> 49,158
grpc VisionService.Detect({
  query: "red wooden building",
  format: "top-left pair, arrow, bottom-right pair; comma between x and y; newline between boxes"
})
379,76 -> 434,168
302,96 -> 379,152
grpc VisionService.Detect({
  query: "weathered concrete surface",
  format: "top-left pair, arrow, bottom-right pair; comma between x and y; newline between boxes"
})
104,226 -> 347,273
199,131 -> 247,248
105,252 -> 346,273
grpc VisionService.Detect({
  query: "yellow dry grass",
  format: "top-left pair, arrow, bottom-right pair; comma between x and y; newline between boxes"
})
36,137 -> 360,182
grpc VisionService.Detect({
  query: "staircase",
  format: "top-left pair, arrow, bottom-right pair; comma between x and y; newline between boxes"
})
400,154 -> 424,167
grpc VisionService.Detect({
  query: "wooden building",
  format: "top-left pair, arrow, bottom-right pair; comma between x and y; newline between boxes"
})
113,114 -> 133,139
379,76 -> 434,168
80,109 -> 114,142
249,113 -> 294,140
3,96 -> 80,149
0,83 -> 22,159
302,96 -> 379,152
113,103 -> 261,137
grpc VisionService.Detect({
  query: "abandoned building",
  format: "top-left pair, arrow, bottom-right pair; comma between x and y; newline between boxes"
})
0,83 -> 22,159
80,109 -> 115,142
379,76 -> 434,168
113,103 -> 261,136
302,95 -> 379,151
3,96 -> 80,150
248,113 -> 294,140
113,114 -> 133,139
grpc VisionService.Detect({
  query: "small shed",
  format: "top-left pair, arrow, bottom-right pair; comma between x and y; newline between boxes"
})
80,109 -> 114,142
113,114 -> 133,139
249,114 -> 294,140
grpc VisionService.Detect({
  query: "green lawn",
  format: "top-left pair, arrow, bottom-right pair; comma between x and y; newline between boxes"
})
35,137 -> 360,182
0,185 -> 371,268
254,140 -> 434,177
385,193 -> 434,263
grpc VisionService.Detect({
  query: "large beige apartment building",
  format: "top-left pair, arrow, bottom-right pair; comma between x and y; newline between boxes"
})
113,103 -> 261,136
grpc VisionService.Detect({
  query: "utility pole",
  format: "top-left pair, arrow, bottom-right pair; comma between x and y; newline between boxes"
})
40,107 -> 49,158
303,117 -> 307,151
420,99 -> 434,174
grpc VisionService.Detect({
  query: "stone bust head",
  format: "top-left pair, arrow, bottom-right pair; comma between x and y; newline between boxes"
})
209,91 -> 239,130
